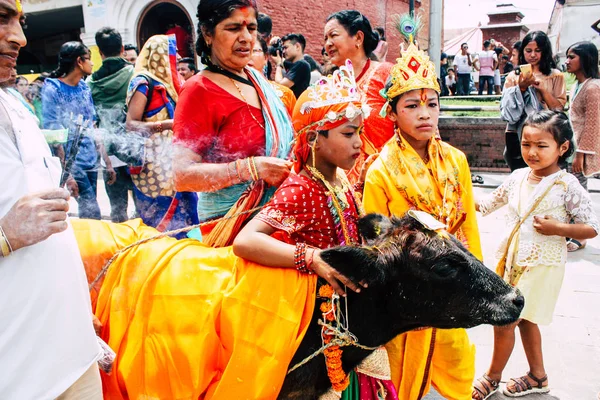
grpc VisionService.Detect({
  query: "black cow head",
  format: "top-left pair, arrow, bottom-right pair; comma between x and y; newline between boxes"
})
320,213 -> 524,332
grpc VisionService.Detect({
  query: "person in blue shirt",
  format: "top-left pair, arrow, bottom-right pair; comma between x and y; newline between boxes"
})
42,41 -> 115,219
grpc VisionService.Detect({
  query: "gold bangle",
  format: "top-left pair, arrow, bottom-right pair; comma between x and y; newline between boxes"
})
0,226 -> 12,257
246,158 -> 258,181
249,157 -> 260,181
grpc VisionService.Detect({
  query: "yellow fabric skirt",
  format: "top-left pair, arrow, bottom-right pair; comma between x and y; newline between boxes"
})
386,328 -> 475,400
73,219 -> 317,400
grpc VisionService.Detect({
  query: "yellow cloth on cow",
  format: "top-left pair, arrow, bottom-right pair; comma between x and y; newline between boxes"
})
72,219 -> 317,400
363,137 -> 480,399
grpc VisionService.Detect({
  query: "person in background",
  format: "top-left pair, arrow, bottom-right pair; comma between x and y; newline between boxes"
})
6,70 -> 35,117
15,74 -> 28,97
0,1 -> 103,398
42,41 -> 115,219
500,31 -> 566,171
510,41 -> 521,66
126,34 -> 198,235
321,46 -> 337,75
494,47 -> 504,94
476,40 -> 497,95
323,10 -> 394,183
500,54 -> 513,88
372,26 -> 388,62
565,41 -> 600,251
87,27 -> 136,223
166,23 -> 191,58
177,57 -> 197,81
272,33 -> 311,98
440,52 -> 449,96
304,53 -> 323,84
29,73 -> 49,127
123,44 -> 138,64
248,36 -> 296,115
446,67 -> 457,95
454,42 -> 473,95
257,12 -> 273,78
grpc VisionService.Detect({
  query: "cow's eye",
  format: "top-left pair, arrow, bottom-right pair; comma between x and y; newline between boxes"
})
431,262 -> 457,278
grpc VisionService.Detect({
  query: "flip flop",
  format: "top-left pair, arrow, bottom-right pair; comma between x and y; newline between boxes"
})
503,371 -> 550,397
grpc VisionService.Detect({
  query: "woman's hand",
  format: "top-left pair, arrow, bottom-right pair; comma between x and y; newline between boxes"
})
358,153 -> 379,186
311,250 -> 366,296
254,156 -> 292,187
572,152 -> 584,174
518,72 -> 537,92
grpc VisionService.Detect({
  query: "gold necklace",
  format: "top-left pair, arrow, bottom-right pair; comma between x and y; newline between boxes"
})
529,171 -> 544,181
230,78 -> 266,131
306,166 -> 352,245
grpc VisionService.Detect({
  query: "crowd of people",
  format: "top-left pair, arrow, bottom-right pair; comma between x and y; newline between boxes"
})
1,0 -> 599,398
442,37 -> 520,96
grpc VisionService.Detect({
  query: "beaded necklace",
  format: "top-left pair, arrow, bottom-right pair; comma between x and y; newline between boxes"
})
306,166 -> 355,245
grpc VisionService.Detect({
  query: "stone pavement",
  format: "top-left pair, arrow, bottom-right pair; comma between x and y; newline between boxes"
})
72,172 -> 600,400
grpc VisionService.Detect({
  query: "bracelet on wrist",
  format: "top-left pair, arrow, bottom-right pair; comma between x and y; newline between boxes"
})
0,225 -> 13,257
294,242 -> 313,274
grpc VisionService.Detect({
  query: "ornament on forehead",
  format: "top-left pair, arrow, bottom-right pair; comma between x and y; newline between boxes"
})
379,13 -> 440,117
298,59 -> 371,134
15,0 -> 22,13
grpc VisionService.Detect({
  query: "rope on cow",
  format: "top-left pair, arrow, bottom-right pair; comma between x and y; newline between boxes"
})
287,291 -> 379,376
88,206 -> 264,291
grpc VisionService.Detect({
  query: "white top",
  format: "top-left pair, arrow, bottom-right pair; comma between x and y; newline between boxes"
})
479,168 -> 599,268
0,89 -> 101,399
454,54 -> 472,74
445,75 -> 456,86
477,50 -> 498,77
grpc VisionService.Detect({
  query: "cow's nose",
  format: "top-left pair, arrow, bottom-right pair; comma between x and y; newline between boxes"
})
513,294 -> 525,309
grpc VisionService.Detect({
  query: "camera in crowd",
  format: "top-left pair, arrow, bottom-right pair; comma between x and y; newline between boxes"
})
268,38 -> 283,57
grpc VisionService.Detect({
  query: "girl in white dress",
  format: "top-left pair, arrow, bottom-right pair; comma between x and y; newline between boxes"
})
471,110 -> 599,399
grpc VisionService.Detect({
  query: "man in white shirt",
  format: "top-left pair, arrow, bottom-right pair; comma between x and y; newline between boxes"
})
0,1 -> 102,399
454,42 -> 473,95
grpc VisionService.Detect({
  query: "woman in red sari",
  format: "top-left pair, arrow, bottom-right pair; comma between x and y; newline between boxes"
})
233,61 -> 398,400
324,10 -> 395,183
172,0 -> 294,247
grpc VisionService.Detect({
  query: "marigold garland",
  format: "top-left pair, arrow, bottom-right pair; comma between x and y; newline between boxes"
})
318,284 -> 350,392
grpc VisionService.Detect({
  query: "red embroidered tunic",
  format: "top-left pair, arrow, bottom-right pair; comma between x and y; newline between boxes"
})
256,174 -> 361,249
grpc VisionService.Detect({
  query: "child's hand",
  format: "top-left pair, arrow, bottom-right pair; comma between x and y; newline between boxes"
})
533,215 -> 563,236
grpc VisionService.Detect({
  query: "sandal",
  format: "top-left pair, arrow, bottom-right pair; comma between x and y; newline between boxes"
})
503,371 -> 550,397
472,374 -> 499,400
567,238 -> 586,252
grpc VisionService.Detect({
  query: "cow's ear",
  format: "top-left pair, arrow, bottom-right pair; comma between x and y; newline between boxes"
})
319,246 -> 385,285
358,214 -> 393,243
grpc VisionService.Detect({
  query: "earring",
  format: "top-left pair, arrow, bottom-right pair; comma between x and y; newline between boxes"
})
356,43 -> 361,49
311,135 -> 319,169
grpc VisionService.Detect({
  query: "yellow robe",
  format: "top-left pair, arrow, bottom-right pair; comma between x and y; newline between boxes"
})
363,137 -> 481,400
73,218 -> 317,400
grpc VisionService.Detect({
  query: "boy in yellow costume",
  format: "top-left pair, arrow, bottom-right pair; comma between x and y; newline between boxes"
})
362,38 -> 482,399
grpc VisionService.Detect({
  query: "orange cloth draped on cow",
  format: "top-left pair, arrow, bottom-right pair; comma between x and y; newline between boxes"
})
73,219 -> 317,399
346,60 -> 395,183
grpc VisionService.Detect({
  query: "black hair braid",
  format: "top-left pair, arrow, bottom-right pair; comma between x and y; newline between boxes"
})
50,41 -> 89,78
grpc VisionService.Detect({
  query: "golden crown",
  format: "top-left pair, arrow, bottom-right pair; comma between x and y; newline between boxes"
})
380,41 -> 440,107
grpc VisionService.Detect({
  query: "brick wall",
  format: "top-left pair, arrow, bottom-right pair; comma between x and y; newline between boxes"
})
439,116 -> 510,171
258,0 -> 431,63
481,26 -> 527,50
488,13 -> 523,25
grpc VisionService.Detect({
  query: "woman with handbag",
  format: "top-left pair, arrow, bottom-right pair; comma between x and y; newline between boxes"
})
125,34 -> 198,235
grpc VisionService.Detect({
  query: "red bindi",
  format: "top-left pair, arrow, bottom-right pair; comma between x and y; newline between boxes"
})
420,89 -> 427,105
